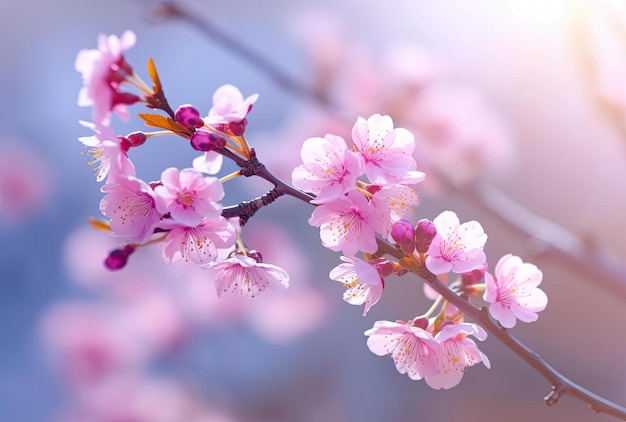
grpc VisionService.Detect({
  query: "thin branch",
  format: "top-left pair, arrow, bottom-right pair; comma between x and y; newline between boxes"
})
449,182 -> 626,302
151,1 -> 330,109
376,238 -> 626,420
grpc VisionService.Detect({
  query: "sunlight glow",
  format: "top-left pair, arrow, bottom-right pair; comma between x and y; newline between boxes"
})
506,0 -> 565,21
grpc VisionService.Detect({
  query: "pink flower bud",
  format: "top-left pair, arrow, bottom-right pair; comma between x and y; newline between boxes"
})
104,245 -> 135,270
111,91 -> 141,107
190,130 -> 219,151
415,219 -> 436,253
175,104 -> 204,128
391,219 -> 416,254
126,131 -> 147,147
461,263 -> 487,286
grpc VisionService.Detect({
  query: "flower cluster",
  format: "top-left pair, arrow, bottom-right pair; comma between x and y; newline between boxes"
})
291,119 -> 548,386
76,31 -> 289,298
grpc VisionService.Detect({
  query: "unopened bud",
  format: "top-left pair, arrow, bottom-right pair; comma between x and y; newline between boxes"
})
104,245 -> 135,270
461,263 -> 487,286
391,219 -> 416,254
175,105 -> 204,128
190,130 -> 219,151
111,91 -> 141,107
415,219 -> 437,253
126,131 -> 147,147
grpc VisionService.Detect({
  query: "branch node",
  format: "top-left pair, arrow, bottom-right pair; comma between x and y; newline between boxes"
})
544,384 -> 566,407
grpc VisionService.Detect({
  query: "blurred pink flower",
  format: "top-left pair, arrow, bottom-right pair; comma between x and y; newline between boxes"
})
425,322 -> 490,390
0,139 -> 53,226
59,375 -> 238,422
365,319 -> 440,380
40,303 -> 146,385
204,254 -> 290,298
425,210 -> 487,274
75,30 -> 139,126
154,167 -> 224,227
484,254 -> 548,328
329,255 -> 384,316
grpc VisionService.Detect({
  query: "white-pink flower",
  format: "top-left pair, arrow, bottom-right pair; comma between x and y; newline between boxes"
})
75,30 -> 138,126
154,167 -> 223,227
79,121 -> 135,183
365,319 -> 440,380
161,217 -> 236,264
425,322 -> 490,390
329,256 -> 384,316
351,114 -> 424,184
291,134 -> 362,203
204,254 -> 290,298
100,175 -> 162,244
425,210 -> 487,274
308,191 -> 385,256
205,84 -> 259,125
484,254 -> 548,328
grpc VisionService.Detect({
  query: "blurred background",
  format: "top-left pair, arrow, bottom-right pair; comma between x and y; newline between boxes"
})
1,0 -> 626,421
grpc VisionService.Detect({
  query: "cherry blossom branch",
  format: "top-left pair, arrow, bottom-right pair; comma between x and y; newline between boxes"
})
152,1 -> 626,302
375,237 -> 626,420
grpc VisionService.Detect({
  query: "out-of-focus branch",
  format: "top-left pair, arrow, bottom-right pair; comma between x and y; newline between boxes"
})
150,2 -> 330,109
448,181 -> 626,302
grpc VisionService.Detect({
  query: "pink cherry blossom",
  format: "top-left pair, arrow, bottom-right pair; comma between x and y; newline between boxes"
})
205,84 -> 259,125
308,191 -> 385,256
161,216 -> 236,264
79,122 -> 135,183
425,322 -> 490,390
484,254 -> 548,328
204,254 -> 290,298
365,319 -> 440,380
100,175 -> 162,244
351,114 -> 424,184
425,210 -> 487,274
75,30 -> 139,126
329,256 -> 384,316
154,167 -> 223,227
291,134 -> 362,203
